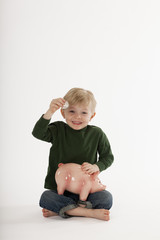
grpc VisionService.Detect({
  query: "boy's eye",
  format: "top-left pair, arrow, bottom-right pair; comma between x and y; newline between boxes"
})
69,110 -> 75,113
82,112 -> 87,115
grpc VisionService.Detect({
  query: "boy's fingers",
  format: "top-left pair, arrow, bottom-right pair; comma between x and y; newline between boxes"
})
51,98 -> 65,105
57,98 -> 66,105
82,167 -> 93,174
51,99 -> 65,109
82,162 -> 90,167
85,170 -> 93,175
55,102 -> 63,108
81,165 -> 89,170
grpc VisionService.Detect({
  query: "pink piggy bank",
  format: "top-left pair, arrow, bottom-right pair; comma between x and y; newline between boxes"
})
55,163 -> 106,201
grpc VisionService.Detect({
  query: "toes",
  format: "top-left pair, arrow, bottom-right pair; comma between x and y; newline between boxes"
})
42,209 -> 49,213
104,210 -> 110,215
42,209 -> 50,217
105,216 -> 110,221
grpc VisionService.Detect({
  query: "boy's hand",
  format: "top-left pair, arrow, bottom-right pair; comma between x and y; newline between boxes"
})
49,98 -> 66,113
43,98 -> 66,120
81,162 -> 99,175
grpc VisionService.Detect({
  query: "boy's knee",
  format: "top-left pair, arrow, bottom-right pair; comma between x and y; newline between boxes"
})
104,191 -> 113,209
39,190 -> 53,207
40,190 -> 50,199
89,190 -> 113,210
97,190 -> 113,209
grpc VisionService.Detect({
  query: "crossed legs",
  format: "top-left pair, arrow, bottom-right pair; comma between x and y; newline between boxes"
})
40,190 -> 113,221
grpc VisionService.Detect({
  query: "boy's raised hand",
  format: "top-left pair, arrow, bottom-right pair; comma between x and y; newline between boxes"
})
49,98 -> 66,113
43,98 -> 66,120
81,162 -> 99,175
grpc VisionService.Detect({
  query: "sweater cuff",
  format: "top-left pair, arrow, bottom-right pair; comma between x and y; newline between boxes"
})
95,162 -> 106,172
37,114 -> 51,127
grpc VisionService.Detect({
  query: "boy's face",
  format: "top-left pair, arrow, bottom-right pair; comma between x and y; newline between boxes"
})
61,103 -> 95,130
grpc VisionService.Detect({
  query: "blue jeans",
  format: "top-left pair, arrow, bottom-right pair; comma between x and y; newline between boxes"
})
39,190 -> 113,218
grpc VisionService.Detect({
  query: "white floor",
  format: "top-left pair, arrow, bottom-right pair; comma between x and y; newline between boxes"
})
1,200 -> 160,240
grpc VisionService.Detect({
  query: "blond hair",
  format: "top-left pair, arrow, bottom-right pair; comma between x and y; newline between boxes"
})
64,88 -> 96,113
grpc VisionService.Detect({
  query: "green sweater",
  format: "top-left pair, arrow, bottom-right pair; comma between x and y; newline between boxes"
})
32,115 -> 114,190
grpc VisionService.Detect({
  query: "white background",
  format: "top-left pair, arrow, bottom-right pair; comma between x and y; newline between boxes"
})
1,0 -> 160,239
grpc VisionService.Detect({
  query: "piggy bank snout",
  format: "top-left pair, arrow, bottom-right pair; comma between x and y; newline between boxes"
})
93,178 -> 106,190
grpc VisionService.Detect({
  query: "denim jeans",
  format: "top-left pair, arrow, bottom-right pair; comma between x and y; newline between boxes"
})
39,190 -> 113,218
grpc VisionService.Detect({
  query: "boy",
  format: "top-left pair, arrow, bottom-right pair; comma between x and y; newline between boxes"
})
32,88 -> 114,221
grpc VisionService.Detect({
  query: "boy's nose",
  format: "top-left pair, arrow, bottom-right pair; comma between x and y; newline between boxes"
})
75,113 -> 81,119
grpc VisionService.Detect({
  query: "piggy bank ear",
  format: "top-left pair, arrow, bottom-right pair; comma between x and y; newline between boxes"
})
58,163 -> 64,168
92,171 -> 100,180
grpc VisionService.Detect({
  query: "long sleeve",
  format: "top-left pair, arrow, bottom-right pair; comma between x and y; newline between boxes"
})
32,115 -> 56,143
96,131 -> 114,172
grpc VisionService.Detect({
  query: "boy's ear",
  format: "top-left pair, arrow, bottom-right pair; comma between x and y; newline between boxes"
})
90,112 -> 96,121
61,109 -> 65,119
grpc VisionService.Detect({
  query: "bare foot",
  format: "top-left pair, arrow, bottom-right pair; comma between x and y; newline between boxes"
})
66,207 -> 110,221
42,208 -> 110,221
42,208 -> 58,217
90,209 -> 110,221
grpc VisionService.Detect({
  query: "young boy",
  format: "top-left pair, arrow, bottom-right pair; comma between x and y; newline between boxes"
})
32,88 -> 114,221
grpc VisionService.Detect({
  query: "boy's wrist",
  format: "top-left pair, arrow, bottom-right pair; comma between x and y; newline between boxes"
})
43,110 -> 54,120
93,164 -> 99,172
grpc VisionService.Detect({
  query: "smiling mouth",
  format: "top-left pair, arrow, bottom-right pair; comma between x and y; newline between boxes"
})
72,121 -> 82,125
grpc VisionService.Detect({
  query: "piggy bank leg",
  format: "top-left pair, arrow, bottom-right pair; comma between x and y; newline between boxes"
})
79,183 -> 91,201
57,183 -> 66,195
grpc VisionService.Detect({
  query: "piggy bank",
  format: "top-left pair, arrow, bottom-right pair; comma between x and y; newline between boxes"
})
55,163 -> 106,201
